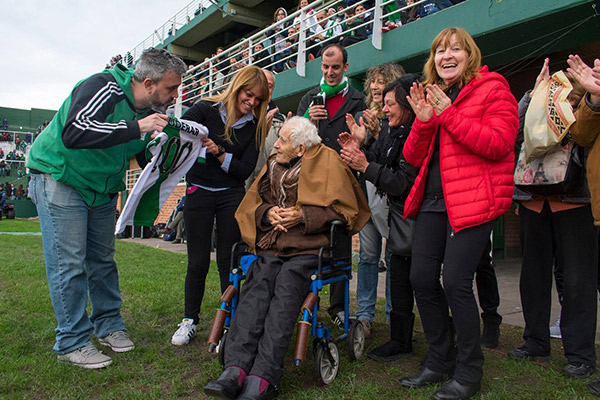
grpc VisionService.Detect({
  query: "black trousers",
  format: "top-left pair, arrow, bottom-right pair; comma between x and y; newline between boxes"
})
389,254 -> 414,342
327,235 -> 351,318
225,254 -> 317,386
475,238 -> 502,324
410,211 -> 494,385
519,203 -> 598,365
390,254 -> 414,317
183,186 -> 245,324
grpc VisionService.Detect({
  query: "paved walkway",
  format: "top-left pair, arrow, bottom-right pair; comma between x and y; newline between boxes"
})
122,237 -> 599,342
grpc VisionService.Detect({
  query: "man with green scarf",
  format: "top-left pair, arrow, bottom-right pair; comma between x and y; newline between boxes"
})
297,43 -> 366,154
297,43 -> 366,325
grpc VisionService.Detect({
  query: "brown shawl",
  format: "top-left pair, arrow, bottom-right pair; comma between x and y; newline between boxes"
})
235,143 -> 370,253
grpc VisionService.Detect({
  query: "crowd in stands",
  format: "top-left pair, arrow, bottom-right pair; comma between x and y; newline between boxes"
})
179,0 -> 467,106
0,182 -> 26,202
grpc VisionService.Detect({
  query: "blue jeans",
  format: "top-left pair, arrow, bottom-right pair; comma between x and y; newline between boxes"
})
30,174 -> 125,354
355,218 -> 391,323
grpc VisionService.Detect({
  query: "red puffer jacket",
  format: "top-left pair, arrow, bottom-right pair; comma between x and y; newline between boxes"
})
403,66 -> 518,232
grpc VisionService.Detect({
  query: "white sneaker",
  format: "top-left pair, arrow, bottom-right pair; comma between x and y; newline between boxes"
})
332,311 -> 345,327
57,342 -> 112,369
550,317 -> 562,339
171,318 -> 197,345
98,330 -> 135,353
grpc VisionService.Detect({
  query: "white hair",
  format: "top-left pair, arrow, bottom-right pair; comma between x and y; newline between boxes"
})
286,116 -> 322,149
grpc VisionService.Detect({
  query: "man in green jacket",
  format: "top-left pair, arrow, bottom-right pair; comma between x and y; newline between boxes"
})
27,48 -> 186,369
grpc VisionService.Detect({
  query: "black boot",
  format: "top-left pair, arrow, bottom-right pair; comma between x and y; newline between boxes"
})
204,367 -> 245,399
400,367 -> 450,388
432,379 -> 481,399
481,320 -> 500,349
237,375 -> 279,400
368,313 -> 414,361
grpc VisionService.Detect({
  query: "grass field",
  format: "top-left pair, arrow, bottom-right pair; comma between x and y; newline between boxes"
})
0,219 -> 597,399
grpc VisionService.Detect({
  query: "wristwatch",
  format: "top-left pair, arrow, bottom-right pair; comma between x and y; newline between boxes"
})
215,145 -> 226,157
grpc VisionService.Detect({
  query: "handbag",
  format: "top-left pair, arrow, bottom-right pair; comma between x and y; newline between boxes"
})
523,71 -> 576,163
386,201 -> 415,256
514,136 -> 585,196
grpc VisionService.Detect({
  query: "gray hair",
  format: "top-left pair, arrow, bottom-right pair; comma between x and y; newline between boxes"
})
262,68 -> 275,86
286,116 -> 322,149
133,48 -> 187,82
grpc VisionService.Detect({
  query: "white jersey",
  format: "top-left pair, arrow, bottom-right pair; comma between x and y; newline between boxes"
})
115,118 -> 208,234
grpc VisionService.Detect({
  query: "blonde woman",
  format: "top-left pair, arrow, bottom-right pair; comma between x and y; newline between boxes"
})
171,66 -> 270,346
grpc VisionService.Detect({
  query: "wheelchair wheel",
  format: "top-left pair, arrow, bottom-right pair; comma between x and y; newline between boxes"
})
218,329 -> 228,367
313,341 -> 339,385
347,320 -> 365,360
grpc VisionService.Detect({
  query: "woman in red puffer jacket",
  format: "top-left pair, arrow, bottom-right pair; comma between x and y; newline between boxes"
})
398,27 -> 518,400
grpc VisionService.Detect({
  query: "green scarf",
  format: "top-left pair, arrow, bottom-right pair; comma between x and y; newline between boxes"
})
303,77 -> 348,118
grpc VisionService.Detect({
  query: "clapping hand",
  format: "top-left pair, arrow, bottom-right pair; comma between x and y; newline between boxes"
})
531,58 -> 550,98
362,109 -> 381,138
425,84 -> 452,115
407,83 -> 434,122
345,113 -> 367,143
567,54 -> 600,104
340,146 -> 368,173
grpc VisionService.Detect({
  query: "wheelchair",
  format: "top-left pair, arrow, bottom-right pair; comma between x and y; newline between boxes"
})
207,220 -> 366,385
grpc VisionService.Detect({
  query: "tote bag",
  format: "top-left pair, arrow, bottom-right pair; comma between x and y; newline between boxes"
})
523,71 -> 576,163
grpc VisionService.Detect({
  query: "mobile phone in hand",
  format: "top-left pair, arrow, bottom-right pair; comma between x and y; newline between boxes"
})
312,95 -> 324,106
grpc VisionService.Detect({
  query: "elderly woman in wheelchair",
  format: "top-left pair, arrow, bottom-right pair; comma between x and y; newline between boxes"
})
203,116 -> 369,400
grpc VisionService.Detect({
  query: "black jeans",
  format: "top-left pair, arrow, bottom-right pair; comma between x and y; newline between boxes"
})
183,186 -> 245,324
225,254 -> 317,386
389,254 -> 414,317
475,238 -> 502,324
519,203 -> 598,365
410,211 -> 494,385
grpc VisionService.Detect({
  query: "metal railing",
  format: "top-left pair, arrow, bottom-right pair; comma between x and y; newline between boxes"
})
176,0 -> 433,111
125,0 -> 212,65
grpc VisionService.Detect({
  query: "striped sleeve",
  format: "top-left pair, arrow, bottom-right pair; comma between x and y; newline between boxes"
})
61,73 -> 141,149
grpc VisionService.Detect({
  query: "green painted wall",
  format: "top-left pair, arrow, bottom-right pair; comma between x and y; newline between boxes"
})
0,106 -> 56,132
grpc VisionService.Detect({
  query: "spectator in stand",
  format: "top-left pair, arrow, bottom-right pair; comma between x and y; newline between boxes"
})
355,3 -> 373,35
293,0 -> 317,29
214,46 -> 228,76
2,118 -> 7,130
253,42 -> 272,69
15,184 -> 24,199
209,65 -> 226,92
266,7 -> 291,73
340,7 -> 369,47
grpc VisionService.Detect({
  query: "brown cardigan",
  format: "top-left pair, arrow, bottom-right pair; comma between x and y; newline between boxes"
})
235,143 -> 370,254
570,95 -> 600,226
